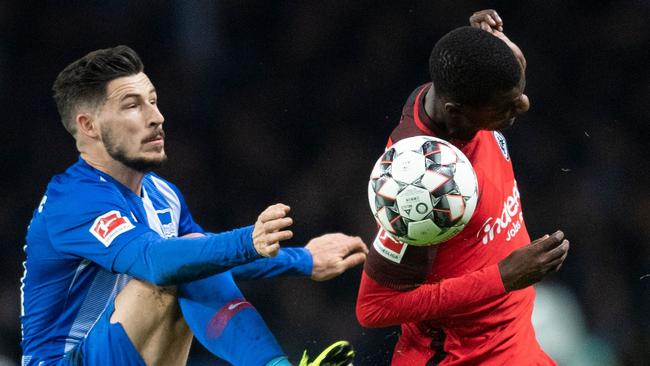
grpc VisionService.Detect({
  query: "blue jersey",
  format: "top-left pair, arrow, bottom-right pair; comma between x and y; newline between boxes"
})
21,158 -> 210,364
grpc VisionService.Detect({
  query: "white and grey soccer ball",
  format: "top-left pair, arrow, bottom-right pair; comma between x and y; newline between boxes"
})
368,135 -> 478,246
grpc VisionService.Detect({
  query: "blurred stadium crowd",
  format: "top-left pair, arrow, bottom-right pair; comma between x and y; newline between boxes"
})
0,1 -> 647,365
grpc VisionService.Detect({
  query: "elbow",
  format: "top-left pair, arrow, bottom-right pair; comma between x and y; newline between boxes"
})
355,300 -> 385,328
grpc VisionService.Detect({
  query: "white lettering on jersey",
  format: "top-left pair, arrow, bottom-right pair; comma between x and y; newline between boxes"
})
477,182 -> 524,245
373,228 -> 408,263
89,210 -> 135,247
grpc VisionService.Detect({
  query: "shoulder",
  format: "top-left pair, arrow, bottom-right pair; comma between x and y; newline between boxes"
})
43,167 -> 128,218
389,83 -> 434,145
490,131 -> 511,161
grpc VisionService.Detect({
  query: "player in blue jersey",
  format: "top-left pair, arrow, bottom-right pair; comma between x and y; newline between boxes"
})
20,45 -> 367,366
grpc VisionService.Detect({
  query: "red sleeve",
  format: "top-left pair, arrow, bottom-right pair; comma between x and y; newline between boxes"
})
356,264 -> 506,328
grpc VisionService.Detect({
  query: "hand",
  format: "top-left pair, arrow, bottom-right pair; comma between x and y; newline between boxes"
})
498,230 -> 570,292
252,203 -> 293,258
470,9 -> 527,70
470,9 -> 503,33
305,233 -> 368,281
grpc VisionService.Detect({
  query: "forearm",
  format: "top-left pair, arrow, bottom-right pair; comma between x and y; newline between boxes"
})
231,247 -> 312,280
113,226 -> 260,285
356,265 -> 505,327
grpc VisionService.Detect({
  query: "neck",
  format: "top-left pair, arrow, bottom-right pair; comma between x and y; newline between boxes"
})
423,85 -> 451,138
80,152 -> 145,196
423,85 -> 477,142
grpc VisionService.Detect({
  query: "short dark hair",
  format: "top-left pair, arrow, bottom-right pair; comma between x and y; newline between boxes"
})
52,45 -> 144,135
429,26 -> 521,107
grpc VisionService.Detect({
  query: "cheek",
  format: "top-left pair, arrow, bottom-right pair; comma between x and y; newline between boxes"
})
104,121 -> 141,150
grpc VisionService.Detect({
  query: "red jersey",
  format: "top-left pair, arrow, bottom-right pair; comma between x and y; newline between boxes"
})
357,84 -> 554,365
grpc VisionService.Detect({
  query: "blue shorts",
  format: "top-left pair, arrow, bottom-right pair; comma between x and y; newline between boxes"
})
59,299 -> 145,366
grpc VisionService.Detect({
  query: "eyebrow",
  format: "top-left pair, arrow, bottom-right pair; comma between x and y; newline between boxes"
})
118,88 -> 157,102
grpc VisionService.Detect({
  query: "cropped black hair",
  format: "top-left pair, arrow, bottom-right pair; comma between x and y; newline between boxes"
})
429,26 -> 521,107
52,45 -> 144,135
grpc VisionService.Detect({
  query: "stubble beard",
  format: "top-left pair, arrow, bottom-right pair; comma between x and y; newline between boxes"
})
101,125 -> 167,173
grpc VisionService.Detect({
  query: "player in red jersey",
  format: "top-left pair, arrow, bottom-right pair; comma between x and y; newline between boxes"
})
356,10 -> 570,366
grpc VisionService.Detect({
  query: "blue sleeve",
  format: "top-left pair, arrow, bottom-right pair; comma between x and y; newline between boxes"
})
230,247 -> 313,279
45,180 -> 260,285
113,227 -> 259,285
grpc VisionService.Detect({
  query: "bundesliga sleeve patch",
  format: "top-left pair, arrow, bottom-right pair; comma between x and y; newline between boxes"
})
89,210 -> 135,247
373,228 -> 408,263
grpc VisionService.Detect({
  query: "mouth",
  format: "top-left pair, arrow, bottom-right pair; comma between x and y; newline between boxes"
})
142,134 -> 165,150
143,131 -> 165,145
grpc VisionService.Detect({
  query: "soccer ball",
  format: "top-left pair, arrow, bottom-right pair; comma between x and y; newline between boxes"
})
368,135 -> 478,246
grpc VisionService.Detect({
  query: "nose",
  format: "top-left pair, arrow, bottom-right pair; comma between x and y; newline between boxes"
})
148,103 -> 165,127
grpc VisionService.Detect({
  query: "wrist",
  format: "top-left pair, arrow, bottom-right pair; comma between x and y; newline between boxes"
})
497,261 -> 513,292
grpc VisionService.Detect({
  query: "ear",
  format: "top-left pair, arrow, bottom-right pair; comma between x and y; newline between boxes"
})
443,102 -> 463,116
75,112 -> 100,139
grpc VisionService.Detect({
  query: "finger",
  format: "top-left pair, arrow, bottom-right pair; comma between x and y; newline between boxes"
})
481,22 -> 492,32
492,11 -> 503,25
536,231 -> 565,251
264,230 -> 293,243
544,240 -> 569,261
273,203 -> 291,212
340,251 -> 368,269
345,236 -> 369,254
485,14 -> 497,26
263,217 -> 293,232
258,204 -> 290,223
486,10 -> 503,27
264,243 -> 280,258
554,250 -> 569,271
530,234 -> 550,245
546,249 -> 568,271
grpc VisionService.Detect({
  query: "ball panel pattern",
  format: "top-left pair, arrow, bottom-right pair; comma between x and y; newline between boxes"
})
368,135 -> 478,246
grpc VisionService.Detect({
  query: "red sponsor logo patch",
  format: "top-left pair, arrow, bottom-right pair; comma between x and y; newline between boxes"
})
89,210 -> 135,247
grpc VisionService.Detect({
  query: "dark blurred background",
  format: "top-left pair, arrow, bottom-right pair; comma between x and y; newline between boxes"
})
1,1 -> 648,365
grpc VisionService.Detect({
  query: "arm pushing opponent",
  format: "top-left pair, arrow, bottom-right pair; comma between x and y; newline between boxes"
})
21,45 -> 366,366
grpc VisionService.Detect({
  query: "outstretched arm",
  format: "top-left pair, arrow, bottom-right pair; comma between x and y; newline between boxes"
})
357,231 -> 569,327
112,204 -> 293,285
230,233 -> 368,280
